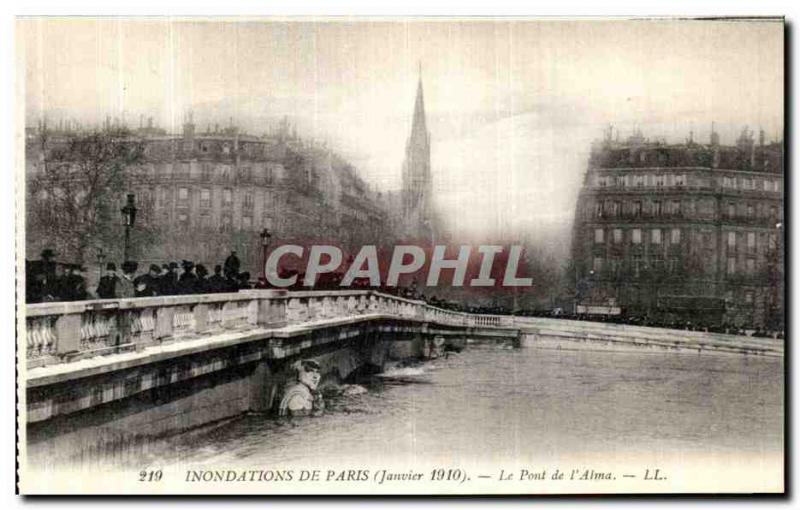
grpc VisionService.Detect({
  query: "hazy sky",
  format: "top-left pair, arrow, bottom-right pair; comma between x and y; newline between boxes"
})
20,18 -> 784,246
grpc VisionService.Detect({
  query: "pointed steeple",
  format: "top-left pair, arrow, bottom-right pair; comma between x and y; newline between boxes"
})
410,63 -> 428,144
401,64 -> 433,239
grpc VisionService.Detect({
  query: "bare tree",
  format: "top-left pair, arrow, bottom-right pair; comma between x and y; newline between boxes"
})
26,127 -> 160,265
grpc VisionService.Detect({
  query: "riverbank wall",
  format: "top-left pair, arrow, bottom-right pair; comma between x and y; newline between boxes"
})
518,318 -> 783,358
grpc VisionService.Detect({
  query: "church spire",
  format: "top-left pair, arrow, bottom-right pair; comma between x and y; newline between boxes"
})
411,64 -> 428,143
401,64 -> 433,239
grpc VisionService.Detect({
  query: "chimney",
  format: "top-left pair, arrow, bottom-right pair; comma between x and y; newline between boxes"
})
183,110 -> 196,141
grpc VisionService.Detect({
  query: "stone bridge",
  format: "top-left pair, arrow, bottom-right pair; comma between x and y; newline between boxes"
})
22,290 -> 519,465
22,289 -> 782,466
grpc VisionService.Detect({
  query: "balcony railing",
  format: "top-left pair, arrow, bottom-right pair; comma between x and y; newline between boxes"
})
24,290 -> 515,369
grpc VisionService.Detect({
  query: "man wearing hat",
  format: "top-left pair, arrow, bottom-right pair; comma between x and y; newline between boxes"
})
178,260 -> 198,294
207,264 -> 227,293
224,250 -> 241,278
39,248 -> 57,280
194,264 -> 210,293
159,262 -> 179,296
117,261 -> 138,298
96,263 -> 119,299
135,264 -> 161,297
278,359 -> 325,418
61,265 -> 89,301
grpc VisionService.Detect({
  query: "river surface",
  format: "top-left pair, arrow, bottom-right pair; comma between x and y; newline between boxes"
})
145,342 -> 783,473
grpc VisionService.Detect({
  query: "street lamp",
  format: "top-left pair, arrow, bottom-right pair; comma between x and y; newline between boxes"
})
260,228 -> 272,282
96,247 -> 106,282
121,193 -> 137,261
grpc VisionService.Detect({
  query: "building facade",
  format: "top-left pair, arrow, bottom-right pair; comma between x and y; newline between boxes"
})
25,115 -> 391,278
572,127 -> 784,330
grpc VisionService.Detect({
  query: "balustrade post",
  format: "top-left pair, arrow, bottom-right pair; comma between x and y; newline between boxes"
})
194,304 -> 209,334
155,306 -> 174,341
221,301 -> 238,329
134,308 -> 156,350
55,314 -> 81,355
256,297 -> 287,328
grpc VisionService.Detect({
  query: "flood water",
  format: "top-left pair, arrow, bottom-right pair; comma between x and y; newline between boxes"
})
145,343 -> 784,471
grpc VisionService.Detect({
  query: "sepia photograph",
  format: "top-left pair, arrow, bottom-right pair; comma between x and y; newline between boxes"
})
14,16 -> 784,495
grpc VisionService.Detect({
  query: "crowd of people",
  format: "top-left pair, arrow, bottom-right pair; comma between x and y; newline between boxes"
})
26,249 -> 254,303
23,248 -> 786,339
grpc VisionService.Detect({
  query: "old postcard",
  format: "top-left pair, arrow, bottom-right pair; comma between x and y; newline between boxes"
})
16,17 -> 784,495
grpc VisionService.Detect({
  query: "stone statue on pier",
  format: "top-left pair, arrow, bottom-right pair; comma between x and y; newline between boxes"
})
278,359 -> 325,417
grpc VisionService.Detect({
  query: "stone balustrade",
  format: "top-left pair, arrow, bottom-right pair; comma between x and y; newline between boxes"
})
23,290 -> 514,369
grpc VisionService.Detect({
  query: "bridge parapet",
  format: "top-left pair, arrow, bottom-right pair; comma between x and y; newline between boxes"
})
25,292 -> 267,368
24,290 -> 515,369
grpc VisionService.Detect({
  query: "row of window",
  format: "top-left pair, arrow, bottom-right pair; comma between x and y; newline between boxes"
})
594,227 -> 681,245
159,187 -> 275,211
726,257 -> 759,275
595,199 -> 682,218
594,227 -> 778,252
722,176 -> 781,192
595,174 -> 685,188
138,162 -> 278,184
147,139 -> 272,159
593,199 -> 779,221
594,173 -> 781,192
168,211 -> 274,231
590,255 -> 760,276
725,231 -> 780,251
591,256 -> 681,275
722,202 -> 780,220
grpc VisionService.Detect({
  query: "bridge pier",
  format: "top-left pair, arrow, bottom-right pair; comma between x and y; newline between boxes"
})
387,331 -> 425,360
249,359 -> 278,413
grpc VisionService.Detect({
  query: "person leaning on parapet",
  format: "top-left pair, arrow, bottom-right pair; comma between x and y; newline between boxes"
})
135,264 -> 161,297
207,265 -> 227,293
195,264 -> 210,293
178,260 -> 199,294
39,248 -> 57,278
60,265 -> 89,301
45,264 -> 66,301
117,261 -> 138,299
159,262 -> 179,295
278,360 -> 325,418
26,271 -> 47,303
223,268 -> 239,292
237,271 -> 252,290
96,263 -> 120,299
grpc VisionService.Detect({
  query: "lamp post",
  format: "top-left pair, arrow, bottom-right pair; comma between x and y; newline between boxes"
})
120,193 -> 137,262
96,247 -> 106,283
260,228 -> 272,282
